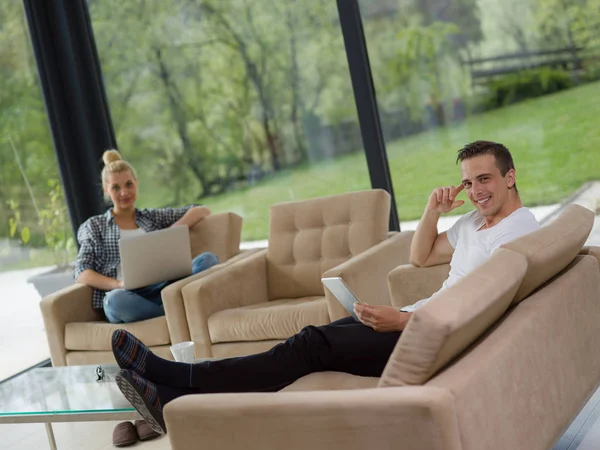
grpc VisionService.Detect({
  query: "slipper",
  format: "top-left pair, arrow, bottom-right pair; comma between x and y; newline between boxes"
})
135,419 -> 161,441
113,421 -> 138,447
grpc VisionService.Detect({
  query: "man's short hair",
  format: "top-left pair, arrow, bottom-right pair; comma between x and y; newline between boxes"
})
456,140 -> 518,192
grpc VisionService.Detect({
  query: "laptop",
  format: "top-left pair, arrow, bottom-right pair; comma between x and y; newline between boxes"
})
321,277 -> 364,321
119,225 -> 193,289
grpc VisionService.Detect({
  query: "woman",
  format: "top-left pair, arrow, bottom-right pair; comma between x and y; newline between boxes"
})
74,149 -> 218,324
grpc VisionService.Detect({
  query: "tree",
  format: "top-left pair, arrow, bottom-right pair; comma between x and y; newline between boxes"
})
497,0 -> 537,52
536,0 -> 600,50
410,0 -> 484,50
395,21 -> 463,124
89,0 -> 350,202
363,7 -> 468,126
0,0 -> 59,241
534,0 -> 600,84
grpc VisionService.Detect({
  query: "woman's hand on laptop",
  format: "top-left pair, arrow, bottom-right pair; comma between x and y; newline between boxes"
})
110,278 -> 124,290
76,269 -> 125,292
354,304 -> 411,332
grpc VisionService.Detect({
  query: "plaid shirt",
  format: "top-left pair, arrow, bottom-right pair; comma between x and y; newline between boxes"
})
74,206 -> 195,310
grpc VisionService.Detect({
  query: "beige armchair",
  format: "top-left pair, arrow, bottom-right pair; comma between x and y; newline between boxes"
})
40,212 -> 249,367
179,190 -> 414,359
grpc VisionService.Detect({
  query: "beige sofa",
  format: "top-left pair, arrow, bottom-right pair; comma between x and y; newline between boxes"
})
40,212 -> 251,366
177,189 -> 414,358
164,204 -> 600,450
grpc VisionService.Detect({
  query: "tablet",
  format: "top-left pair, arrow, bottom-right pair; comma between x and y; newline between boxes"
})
322,277 -> 363,321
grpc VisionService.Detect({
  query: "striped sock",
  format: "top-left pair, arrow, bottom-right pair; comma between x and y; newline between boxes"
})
112,329 -> 198,388
112,329 -> 150,376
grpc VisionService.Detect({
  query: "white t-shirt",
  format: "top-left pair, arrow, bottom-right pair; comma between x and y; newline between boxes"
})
400,207 -> 540,312
116,228 -> 147,281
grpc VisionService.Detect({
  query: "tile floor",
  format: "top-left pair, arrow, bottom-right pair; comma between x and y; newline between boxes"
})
0,266 -> 54,380
1,421 -> 169,450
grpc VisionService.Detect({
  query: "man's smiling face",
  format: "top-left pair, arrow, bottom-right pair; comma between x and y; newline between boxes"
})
460,154 -> 515,217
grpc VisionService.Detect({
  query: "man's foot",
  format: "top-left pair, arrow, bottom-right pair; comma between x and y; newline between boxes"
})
115,370 -> 166,435
112,329 -> 199,388
112,329 -> 151,376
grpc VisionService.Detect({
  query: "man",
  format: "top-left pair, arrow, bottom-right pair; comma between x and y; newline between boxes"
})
113,140 -> 540,434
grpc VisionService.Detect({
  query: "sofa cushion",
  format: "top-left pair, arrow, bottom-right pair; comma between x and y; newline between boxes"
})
280,372 -> 380,392
267,190 -> 390,299
379,248 -> 527,387
501,204 -> 594,305
208,296 -> 329,343
64,316 -> 170,351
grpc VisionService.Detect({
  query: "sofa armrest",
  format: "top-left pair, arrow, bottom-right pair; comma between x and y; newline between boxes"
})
323,231 -> 414,321
580,246 -> 600,270
189,212 -> 242,261
162,249 -> 262,344
39,283 -> 103,366
164,386 -> 460,450
181,249 -> 269,356
387,263 -> 450,308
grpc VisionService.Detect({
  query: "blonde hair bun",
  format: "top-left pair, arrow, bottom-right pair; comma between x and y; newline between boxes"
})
100,149 -> 137,191
102,149 -> 122,166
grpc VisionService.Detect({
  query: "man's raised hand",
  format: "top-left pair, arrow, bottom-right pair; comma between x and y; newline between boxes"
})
426,184 -> 465,214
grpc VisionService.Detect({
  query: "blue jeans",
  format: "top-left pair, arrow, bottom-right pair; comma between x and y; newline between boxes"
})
103,252 -> 219,323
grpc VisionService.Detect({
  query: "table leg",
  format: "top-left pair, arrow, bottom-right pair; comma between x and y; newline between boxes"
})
45,423 -> 57,450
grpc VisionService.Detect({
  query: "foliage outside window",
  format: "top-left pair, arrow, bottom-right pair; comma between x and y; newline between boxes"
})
1,1 -> 73,271
7,179 -> 75,269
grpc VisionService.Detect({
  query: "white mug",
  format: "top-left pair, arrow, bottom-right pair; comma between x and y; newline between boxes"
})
170,341 -> 195,363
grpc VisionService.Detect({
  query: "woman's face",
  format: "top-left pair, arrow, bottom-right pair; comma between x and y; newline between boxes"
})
104,170 -> 138,211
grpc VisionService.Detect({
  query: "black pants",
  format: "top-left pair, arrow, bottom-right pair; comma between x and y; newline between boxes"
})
187,317 -> 402,394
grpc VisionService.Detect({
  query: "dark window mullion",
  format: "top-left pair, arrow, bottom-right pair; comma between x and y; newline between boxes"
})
336,0 -> 400,231
22,0 -> 116,237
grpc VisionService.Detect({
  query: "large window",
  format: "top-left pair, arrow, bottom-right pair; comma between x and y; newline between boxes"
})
0,1 -> 74,380
359,0 -> 599,232
90,0 -> 371,243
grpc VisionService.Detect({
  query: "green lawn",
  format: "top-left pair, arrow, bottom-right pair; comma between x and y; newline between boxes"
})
204,81 -> 600,240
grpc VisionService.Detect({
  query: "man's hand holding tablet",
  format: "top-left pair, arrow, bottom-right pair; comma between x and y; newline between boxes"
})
354,304 -> 411,332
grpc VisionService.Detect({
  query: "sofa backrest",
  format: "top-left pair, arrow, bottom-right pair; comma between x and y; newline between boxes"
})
379,248 -> 527,387
189,212 -> 242,262
501,204 -> 594,305
266,190 -> 391,299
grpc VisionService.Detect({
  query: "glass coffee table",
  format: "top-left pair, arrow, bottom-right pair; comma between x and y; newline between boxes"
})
0,365 -> 139,449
